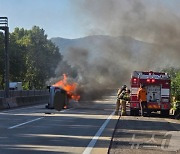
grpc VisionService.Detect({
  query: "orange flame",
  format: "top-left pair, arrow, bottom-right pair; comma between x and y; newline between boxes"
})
53,74 -> 80,101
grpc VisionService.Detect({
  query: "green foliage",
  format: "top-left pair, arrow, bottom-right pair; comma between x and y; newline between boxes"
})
162,67 -> 180,101
172,72 -> 180,100
9,30 -> 27,82
0,26 -> 62,90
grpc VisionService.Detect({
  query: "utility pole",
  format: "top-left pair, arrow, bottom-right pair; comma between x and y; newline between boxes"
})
0,17 -> 9,98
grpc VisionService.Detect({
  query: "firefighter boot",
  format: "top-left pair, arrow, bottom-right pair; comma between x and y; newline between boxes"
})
115,99 -> 120,115
115,111 -> 119,115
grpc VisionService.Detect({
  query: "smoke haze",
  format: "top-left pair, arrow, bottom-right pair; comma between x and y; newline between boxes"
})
52,0 -> 180,100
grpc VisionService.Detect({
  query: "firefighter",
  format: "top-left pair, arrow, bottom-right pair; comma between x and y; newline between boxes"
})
121,88 -> 130,116
137,84 -> 148,116
115,85 -> 127,115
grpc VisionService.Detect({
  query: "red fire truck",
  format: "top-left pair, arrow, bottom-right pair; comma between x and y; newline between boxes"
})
130,71 -> 171,116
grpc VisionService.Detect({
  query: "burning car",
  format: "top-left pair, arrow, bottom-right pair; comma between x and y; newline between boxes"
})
46,74 -> 80,110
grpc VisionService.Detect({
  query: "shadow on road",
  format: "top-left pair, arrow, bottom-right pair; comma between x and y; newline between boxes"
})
0,112 -> 117,154
109,111 -> 180,154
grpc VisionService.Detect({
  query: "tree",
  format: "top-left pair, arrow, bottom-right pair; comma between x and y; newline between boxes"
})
9,29 -> 27,82
24,26 -> 62,89
162,67 -> 180,100
172,72 -> 180,100
0,26 -> 64,90
9,26 -> 62,89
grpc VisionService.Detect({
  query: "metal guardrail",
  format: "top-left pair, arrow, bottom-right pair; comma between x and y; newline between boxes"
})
0,90 -> 49,98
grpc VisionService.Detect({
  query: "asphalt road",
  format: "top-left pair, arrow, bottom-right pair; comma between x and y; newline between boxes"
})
109,111 -> 180,154
0,95 -> 118,154
1,95 -> 180,154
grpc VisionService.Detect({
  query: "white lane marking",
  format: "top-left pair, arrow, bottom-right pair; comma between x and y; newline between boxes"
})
83,111 -> 115,154
8,117 -> 44,129
7,109 -> 71,129
60,109 -> 71,112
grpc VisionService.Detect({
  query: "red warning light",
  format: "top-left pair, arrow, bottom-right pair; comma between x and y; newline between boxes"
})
132,78 -> 137,84
133,78 -> 137,82
147,79 -> 150,83
152,79 -> 155,83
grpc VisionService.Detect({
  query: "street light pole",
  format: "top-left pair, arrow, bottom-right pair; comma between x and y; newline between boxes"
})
0,17 -> 9,98
4,26 -> 9,98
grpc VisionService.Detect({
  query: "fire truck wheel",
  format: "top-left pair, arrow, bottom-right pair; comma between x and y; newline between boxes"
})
161,110 -> 169,117
130,109 -> 139,116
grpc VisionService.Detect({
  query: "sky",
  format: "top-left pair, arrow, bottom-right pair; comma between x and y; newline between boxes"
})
1,0 -> 180,39
0,0 -> 85,38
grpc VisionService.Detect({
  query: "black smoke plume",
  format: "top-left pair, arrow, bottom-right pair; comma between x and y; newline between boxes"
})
52,0 -> 180,100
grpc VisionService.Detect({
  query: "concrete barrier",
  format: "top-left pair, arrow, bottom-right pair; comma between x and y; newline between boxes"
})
16,95 -> 49,106
0,98 -> 9,110
6,97 -> 18,108
0,95 -> 49,110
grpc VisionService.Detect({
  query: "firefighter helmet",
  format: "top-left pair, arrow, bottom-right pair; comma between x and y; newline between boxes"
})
121,85 -> 127,89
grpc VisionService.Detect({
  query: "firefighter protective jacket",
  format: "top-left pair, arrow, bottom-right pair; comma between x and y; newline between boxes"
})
137,88 -> 147,102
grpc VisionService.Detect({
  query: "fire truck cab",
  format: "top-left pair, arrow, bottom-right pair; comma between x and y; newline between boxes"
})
130,71 -> 171,116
